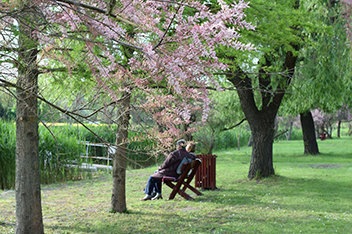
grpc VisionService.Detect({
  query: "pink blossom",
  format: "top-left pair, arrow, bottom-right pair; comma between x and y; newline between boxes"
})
1,0 -> 255,148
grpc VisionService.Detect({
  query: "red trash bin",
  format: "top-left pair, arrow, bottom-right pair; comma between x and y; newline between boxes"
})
319,133 -> 326,140
195,154 -> 217,190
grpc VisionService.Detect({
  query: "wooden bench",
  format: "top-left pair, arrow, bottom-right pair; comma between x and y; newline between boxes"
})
162,159 -> 203,200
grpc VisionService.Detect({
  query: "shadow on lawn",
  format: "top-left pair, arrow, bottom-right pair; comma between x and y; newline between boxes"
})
203,175 -> 351,214
44,208 -> 241,234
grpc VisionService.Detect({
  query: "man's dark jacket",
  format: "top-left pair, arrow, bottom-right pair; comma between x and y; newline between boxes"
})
152,148 -> 192,179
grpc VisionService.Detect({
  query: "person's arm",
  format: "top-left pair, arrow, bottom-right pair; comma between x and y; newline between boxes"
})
158,152 -> 175,170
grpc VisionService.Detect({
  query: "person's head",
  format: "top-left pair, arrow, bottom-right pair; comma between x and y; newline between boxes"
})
186,142 -> 196,152
176,139 -> 186,149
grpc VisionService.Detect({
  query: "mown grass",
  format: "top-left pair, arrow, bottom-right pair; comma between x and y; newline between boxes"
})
1,136 -> 352,233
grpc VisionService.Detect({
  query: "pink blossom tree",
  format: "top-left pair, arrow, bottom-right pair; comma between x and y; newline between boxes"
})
342,0 -> 352,44
312,107 -> 352,138
0,0 -> 255,230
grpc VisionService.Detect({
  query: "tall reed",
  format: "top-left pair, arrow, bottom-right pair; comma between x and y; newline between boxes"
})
39,125 -> 86,184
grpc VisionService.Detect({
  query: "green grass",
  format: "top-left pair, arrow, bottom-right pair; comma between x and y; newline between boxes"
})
1,137 -> 352,233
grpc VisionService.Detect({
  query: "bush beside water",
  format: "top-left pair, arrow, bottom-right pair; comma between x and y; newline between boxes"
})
0,122 -> 158,189
39,127 -> 86,185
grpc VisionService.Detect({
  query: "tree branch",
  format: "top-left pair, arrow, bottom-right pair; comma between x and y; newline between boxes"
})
153,2 -> 183,50
274,130 -> 288,139
222,118 -> 246,131
56,0 -> 138,27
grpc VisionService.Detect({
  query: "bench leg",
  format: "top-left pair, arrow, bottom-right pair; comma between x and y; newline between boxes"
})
164,181 -> 194,200
182,184 -> 203,196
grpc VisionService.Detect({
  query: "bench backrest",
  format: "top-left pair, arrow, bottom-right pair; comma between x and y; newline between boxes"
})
179,158 -> 202,182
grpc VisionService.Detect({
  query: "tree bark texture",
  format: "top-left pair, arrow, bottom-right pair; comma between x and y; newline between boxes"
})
15,4 -> 44,234
111,92 -> 130,213
247,114 -> 276,179
300,110 -> 320,155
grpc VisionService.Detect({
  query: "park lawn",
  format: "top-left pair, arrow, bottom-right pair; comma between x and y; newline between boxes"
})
1,137 -> 352,233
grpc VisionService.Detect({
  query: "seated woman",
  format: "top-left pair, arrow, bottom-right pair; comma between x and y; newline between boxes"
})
176,142 -> 197,175
186,142 -> 197,159
140,139 -> 193,201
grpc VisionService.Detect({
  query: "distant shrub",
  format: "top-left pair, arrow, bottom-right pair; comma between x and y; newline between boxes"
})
213,128 -> 252,151
0,121 -> 16,190
274,128 -> 303,141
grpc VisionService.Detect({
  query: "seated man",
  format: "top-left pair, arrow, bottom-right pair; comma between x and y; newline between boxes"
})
140,139 -> 193,201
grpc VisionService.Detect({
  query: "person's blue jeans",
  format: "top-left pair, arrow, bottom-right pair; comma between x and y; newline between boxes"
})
144,176 -> 162,195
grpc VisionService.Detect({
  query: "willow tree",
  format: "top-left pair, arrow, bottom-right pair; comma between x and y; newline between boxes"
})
284,0 -> 352,154
214,0 -> 332,179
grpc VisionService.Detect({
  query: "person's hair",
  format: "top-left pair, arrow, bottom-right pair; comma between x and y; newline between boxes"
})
176,139 -> 186,148
186,142 -> 196,152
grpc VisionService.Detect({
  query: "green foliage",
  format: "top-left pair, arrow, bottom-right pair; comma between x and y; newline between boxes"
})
0,92 -> 16,121
78,124 -> 117,143
275,128 -> 303,141
126,131 -> 158,168
213,127 -> 251,151
192,89 -> 245,154
0,104 -> 15,121
0,121 -> 16,190
281,0 -> 352,115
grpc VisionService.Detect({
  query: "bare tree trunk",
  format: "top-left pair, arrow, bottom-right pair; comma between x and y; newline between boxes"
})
247,114 -> 276,179
237,126 -> 241,150
337,120 -> 341,138
247,133 -> 252,147
300,110 -> 320,155
207,137 -> 215,155
327,123 -> 333,139
111,92 -> 130,213
15,4 -> 44,233
286,121 -> 293,141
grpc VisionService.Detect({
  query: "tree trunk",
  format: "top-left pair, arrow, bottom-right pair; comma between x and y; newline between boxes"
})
247,133 -> 253,147
337,120 -> 341,138
286,121 -> 293,140
237,126 -> 241,150
327,123 -> 332,139
300,110 -> 320,155
207,137 -> 215,155
15,5 -> 44,233
111,92 -> 130,213
247,116 -> 275,179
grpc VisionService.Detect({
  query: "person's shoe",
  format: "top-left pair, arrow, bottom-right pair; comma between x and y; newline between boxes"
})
151,194 -> 163,200
140,195 -> 152,201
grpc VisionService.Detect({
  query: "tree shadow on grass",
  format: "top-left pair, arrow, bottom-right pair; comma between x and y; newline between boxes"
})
204,175 -> 352,214
44,206 -> 262,234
